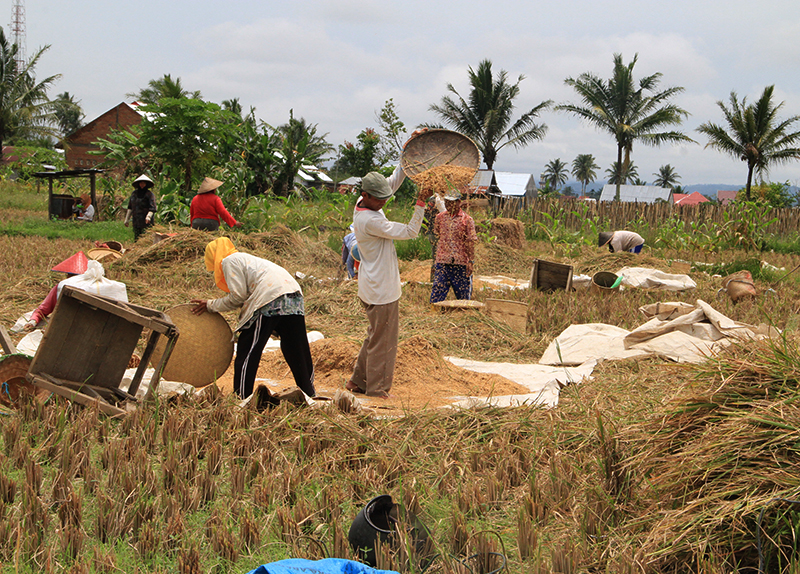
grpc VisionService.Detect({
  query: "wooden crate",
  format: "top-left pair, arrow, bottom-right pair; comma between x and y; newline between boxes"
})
26,286 -> 179,416
529,259 -> 573,292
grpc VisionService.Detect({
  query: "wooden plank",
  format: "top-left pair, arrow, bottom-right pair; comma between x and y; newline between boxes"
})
144,334 -> 179,402
64,288 -> 174,334
0,325 -> 17,355
29,375 -> 126,417
128,331 -> 160,398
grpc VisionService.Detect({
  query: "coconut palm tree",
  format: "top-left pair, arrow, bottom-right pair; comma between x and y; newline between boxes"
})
653,164 -> 681,189
429,59 -> 552,170
542,158 -> 569,191
0,28 -> 60,159
571,154 -> 599,195
606,161 -> 638,185
556,53 -> 693,201
52,92 -> 84,138
697,85 -> 800,200
128,74 -> 201,105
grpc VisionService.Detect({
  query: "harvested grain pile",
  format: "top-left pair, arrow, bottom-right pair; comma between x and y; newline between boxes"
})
215,335 -> 527,412
401,263 -> 434,283
490,218 -> 525,249
120,230 -> 210,267
411,165 -> 477,194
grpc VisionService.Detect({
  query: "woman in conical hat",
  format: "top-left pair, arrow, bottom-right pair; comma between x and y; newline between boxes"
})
124,174 -> 157,241
190,177 -> 241,231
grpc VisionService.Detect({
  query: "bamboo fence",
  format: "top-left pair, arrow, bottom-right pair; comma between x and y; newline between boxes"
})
488,198 -> 800,236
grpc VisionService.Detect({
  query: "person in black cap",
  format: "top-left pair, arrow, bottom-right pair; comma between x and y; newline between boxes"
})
346,166 -> 432,398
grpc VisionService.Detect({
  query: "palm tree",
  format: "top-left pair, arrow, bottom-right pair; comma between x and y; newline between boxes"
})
127,74 -> 201,105
571,154 -> 599,195
542,158 -> 569,191
278,115 -> 334,165
606,161 -> 638,185
429,59 -> 552,169
52,92 -> 84,138
0,28 -> 60,159
653,164 -> 681,189
556,53 -> 693,201
697,85 -> 800,200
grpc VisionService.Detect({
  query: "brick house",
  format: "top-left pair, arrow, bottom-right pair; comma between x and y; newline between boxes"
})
63,102 -> 144,169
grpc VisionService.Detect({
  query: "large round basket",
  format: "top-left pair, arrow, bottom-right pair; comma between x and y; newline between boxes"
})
401,129 -> 480,190
149,304 -> 234,388
0,354 -> 50,408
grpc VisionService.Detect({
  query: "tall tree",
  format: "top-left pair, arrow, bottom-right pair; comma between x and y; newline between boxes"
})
653,164 -> 681,189
52,92 -> 84,138
137,97 -> 239,193
429,59 -> 551,169
0,28 -> 60,159
336,128 -> 381,177
556,53 -> 692,201
571,153 -> 599,195
542,158 -> 569,190
375,98 -> 407,164
697,85 -> 800,200
606,161 -> 639,184
127,74 -> 201,105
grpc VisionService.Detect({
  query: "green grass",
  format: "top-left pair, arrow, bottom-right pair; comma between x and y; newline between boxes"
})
0,218 -> 131,242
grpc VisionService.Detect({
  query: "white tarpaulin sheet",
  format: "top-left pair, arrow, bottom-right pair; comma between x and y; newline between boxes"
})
617,267 -> 696,291
444,357 -> 597,408
540,299 -> 778,366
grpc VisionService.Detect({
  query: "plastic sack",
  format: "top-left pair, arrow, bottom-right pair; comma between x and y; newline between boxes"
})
57,260 -> 128,302
247,558 -> 399,574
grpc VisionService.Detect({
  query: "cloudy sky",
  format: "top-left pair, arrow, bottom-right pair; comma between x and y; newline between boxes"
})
16,0 -> 800,188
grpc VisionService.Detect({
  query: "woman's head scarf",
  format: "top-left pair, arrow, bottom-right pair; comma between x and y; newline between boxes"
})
204,237 -> 238,292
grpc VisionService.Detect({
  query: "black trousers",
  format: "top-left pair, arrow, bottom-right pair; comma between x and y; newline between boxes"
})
191,218 -> 220,231
234,313 -> 316,399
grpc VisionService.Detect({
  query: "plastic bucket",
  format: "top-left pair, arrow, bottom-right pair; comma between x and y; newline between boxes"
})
590,271 -> 621,294
348,494 -> 431,568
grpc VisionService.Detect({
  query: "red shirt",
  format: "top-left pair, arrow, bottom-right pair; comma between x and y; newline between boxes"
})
434,209 -> 477,265
190,192 -> 238,227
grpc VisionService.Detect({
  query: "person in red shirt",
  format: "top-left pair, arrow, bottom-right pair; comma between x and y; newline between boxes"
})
190,177 -> 241,231
430,188 -> 477,303
23,252 -> 89,331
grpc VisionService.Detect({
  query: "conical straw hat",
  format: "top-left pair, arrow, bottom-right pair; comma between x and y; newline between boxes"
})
52,252 -> 89,274
149,304 -> 234,387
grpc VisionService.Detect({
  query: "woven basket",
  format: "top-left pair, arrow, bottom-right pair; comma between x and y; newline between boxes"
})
87,247 -> 123,263
149,304 -> 234,387
0,354 -> 50,408
401,129 -> 480,185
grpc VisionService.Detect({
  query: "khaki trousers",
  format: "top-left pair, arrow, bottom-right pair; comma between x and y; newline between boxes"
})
350,299 -> 400,396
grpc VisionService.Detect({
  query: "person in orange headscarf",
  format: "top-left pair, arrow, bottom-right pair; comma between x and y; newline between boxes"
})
75,194 -> 95,221
191,238 -> 315,401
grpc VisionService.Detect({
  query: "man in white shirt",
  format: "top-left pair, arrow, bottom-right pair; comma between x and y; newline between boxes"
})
346,167 -> 432,397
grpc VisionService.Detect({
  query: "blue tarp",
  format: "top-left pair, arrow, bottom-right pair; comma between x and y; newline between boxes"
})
246,558 -> 399,574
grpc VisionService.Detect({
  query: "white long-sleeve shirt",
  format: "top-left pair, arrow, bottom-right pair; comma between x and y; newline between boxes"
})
353,165 -> 424,305
207,252 -> 301,331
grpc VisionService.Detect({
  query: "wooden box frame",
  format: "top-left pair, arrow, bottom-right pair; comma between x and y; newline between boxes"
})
25,286 -> 179,416
530,259 -> 574,292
